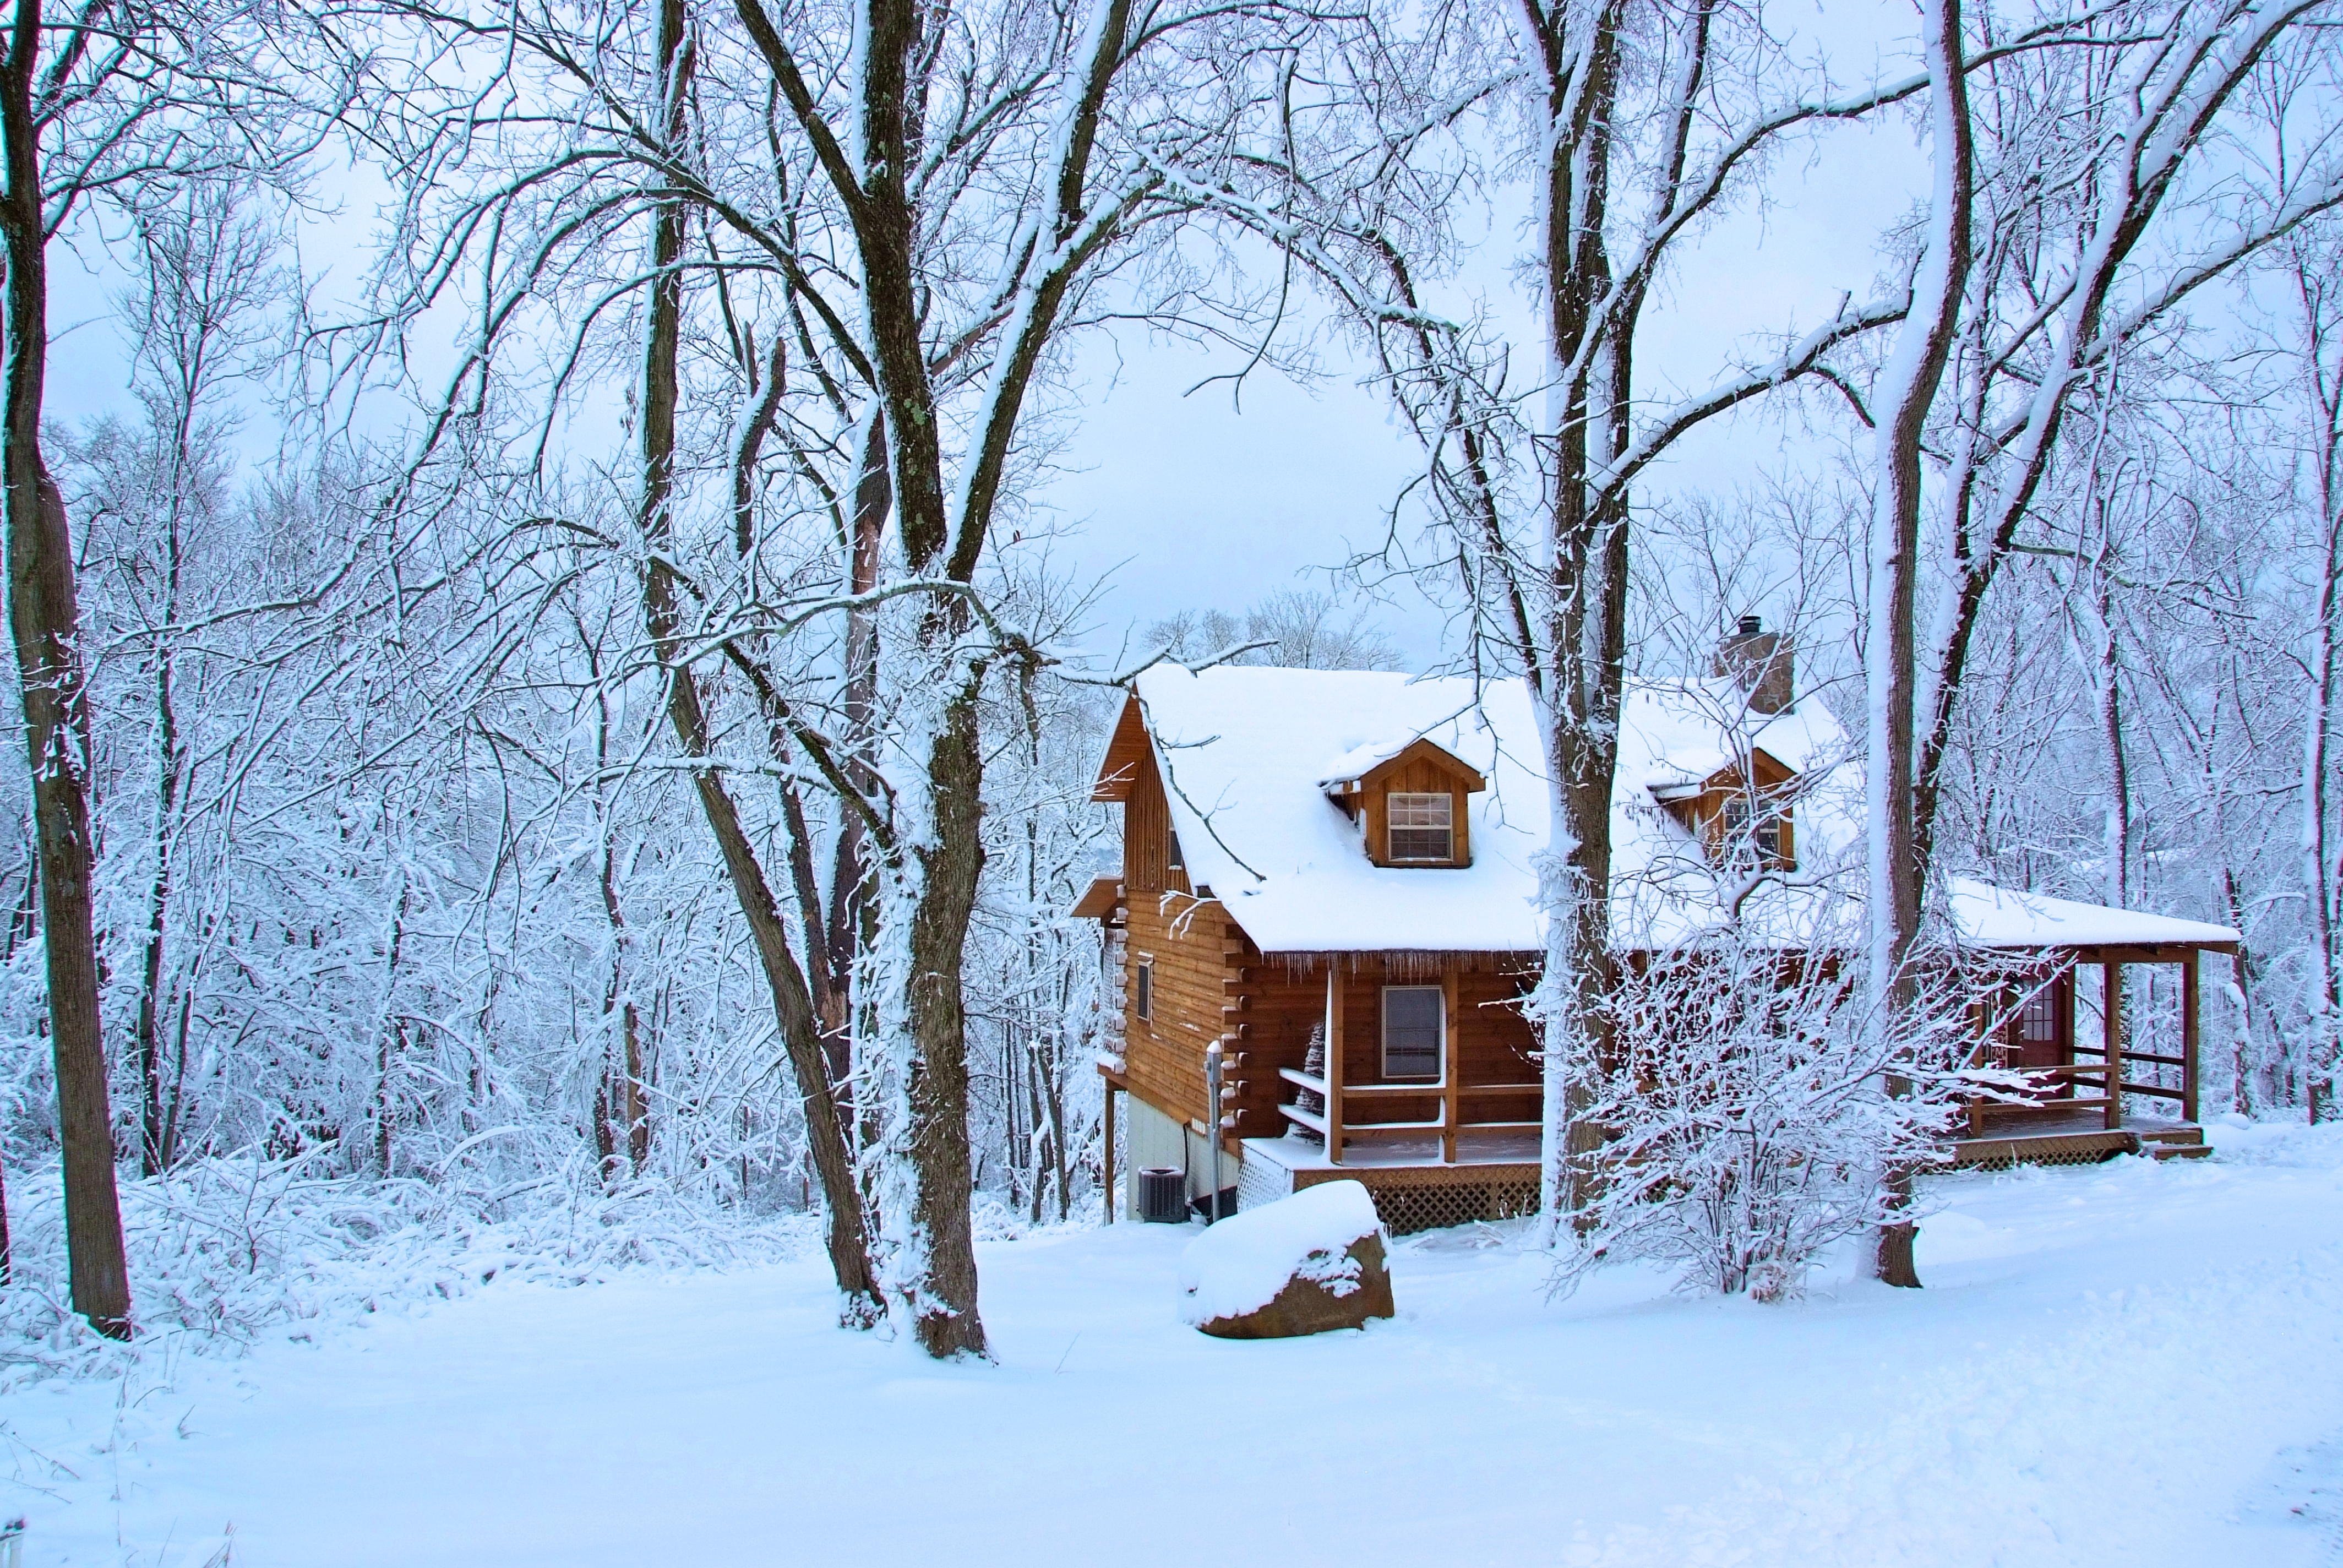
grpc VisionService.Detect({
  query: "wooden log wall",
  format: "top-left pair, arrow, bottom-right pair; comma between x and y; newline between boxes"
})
1120,745 -> 1190,899
1120,891 -> 1243,1136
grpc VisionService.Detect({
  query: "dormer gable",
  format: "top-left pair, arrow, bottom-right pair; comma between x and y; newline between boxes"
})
1321,737 -> 1485,869
1649,747 -> 1799,870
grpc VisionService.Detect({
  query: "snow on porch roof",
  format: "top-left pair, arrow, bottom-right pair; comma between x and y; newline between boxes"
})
1948,879 -> 2240,950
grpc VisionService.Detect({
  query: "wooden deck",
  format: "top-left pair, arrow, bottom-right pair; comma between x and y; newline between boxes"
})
1950,1107 -> 2209,1169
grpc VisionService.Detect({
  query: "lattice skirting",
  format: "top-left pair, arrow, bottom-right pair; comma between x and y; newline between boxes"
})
1292,1164 -> 1541,1235
1950,1130 -> 2140,1169
1235,1155 -> 1295,1214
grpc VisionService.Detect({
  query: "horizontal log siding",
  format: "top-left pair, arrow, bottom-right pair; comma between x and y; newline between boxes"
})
1122,893 -> 1243,1133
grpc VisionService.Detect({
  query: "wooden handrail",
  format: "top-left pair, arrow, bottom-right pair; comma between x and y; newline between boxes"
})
1284,1066 -> 1536,1101
1279,1102 -> 1329,1136
2068,1046 -> 2187,1069
1331,1081 -> 1446,1100
1338,1119 -> 1450,1138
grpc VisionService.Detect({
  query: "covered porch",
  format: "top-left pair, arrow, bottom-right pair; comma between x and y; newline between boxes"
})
1270,956 -> 1544,1164
1953,933 -> 2236,1167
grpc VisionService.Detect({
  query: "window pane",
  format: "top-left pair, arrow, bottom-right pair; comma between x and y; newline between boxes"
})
1136,961 -> 1153,1021
1388,793 -> 1453,862
1383,986 -> 1442,1077
2021,983 -> 2058,1043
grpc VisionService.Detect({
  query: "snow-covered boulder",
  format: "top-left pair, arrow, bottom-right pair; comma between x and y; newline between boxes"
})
1178,1180 -> 1394,1338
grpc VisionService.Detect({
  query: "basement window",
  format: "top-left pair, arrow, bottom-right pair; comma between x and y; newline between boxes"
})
1387,792 -> 1454,863
1135,957 -> 1154,1022
1382,986 -> 1443,1079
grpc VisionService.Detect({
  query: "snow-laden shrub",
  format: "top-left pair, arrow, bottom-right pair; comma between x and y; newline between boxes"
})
0,1149 -> 822,1389
1552,916 -> 1988,1303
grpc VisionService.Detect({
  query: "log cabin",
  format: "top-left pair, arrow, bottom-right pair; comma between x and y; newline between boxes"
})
1077,621 -> 2242,1234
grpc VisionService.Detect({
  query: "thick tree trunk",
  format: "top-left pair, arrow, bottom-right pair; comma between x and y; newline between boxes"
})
1866,0 -> 1971,1291
1,0 -> 131,1338
631,0 -> 880,1317
1521,0 -> 1627,1236
895,679 -> 989,1357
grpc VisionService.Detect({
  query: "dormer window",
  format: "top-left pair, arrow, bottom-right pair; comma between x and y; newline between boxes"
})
1388,793 -> 1454,862
1720,793 -> 1794,870
1321,735 -> 1483,868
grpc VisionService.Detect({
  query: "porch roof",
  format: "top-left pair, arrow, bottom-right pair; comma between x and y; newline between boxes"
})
1948,879 -> 2240,952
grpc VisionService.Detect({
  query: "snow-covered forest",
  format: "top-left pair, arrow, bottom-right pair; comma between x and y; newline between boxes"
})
2,0 -> 2342,1545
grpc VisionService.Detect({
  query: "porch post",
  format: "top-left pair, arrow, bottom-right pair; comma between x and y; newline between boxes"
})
2061,959 -> 2077,1091
2104,961 -> 2124,1132
1325,963 -> 1345,1166
2182,951 -> 2201,1125
1441,961 -> 1461,1166
1102,1084 -> 1116,1224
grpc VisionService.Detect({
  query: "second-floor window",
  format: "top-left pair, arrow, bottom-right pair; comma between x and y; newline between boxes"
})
1135,957 -> 1154,1022
1720,794 -> 1791,870
1387,792 -> 1454,862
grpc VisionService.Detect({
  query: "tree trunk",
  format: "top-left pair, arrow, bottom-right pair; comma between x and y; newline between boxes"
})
893,677 -> 989,1357
631,0 -> 880,1317
1,0 -> 131,1338
135,624 -> 181,1175
1865,0 -> 1971,1291
2303,382 -> 2340,1121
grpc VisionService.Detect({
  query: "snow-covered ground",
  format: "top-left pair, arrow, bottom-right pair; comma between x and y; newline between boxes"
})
9,1119 -> 2343,1567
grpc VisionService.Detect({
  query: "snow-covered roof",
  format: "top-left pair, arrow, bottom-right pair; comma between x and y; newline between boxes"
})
1947,879 -> 2240,950
1122,665 -> 2240,956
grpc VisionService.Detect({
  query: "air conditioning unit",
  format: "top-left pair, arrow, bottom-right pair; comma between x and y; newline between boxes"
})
1137,1166 -> 1187,1224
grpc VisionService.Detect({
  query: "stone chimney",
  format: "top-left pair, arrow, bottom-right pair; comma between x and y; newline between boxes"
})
1715,614 -> 1792,715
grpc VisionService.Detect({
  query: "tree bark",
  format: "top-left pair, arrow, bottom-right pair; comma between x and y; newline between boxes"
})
1866,0 -> 1971,1291
1,0 -> 131,1338
896,674 -> 989,1357
630,0 -> 880,1316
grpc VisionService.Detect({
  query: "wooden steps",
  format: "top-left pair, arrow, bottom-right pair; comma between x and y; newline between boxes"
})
2137,1125 -> 2211,1161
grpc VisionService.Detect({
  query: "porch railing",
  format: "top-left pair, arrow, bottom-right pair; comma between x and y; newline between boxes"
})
1968,954 -> 2200,1134
1276,1066 -> 1540,1165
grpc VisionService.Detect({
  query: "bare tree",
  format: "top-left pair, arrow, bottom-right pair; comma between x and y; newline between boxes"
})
1250,0 -> 1945,1233
354,0 -> 1345,1355
0,0 -> 333,1336
1862,0 -> 1973,1291
2278,227 -> 2343,1117
1147,587 -> 1401,671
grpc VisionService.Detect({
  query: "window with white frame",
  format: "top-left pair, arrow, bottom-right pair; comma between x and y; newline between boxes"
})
1135,956 -> 1154,1022
1719,794 -> 1791,869
1387,792 -> 1454,862
1381,986 -> 1443,1079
